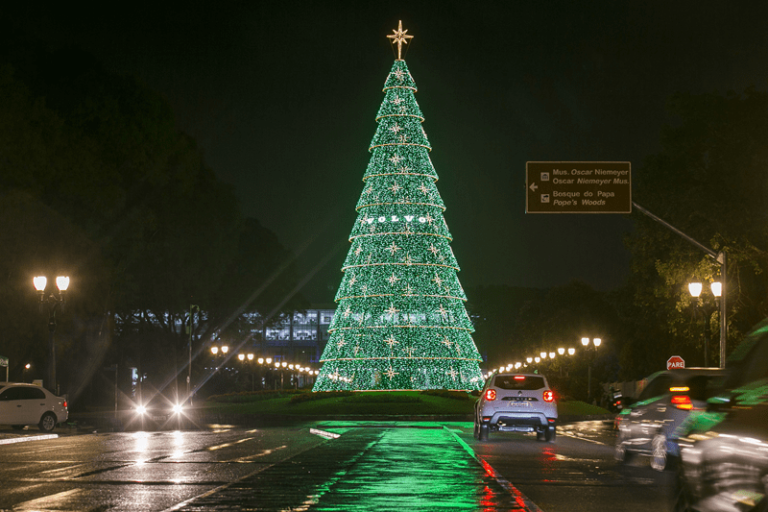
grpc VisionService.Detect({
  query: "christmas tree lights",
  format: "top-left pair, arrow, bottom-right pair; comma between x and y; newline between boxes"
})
313,24 -> 483,391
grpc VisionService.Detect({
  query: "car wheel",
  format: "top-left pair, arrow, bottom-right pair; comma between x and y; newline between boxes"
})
536,430 -> 546,442
39,412 -> 57,432
615,433 -> 633,463
673,470 -> 694,512
473,419 -> 479,439
651,434 -> 668,471
545,426 -> 556,443
479,424 -> 489,441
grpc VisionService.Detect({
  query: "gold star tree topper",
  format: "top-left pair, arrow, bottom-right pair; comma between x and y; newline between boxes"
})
387,20 -> 414,60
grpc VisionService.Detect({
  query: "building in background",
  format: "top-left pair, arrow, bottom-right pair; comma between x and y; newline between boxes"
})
255,306 -> 335,364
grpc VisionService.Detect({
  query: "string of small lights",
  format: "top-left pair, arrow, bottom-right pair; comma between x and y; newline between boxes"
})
481,339 -> 602,380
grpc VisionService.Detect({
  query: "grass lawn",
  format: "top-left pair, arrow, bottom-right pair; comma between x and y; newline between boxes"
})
198,391 -> 610,418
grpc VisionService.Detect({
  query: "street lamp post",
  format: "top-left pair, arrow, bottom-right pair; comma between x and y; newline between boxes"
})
689,281 -> 721,367
187,305 -> 199,401
33,276 -> 69,394
581,337 -> 601,403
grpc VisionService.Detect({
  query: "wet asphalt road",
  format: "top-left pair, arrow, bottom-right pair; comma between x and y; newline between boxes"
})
0,420 -> 674,511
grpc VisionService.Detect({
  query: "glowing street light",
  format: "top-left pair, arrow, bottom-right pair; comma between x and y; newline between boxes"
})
558,348 -> 565,355
688,282 -> 703,297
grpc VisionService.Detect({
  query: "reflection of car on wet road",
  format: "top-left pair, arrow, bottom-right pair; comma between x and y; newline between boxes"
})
474,372 -> 557,442
675,319 -> 768,512
0,382 -> 68,432
614,368 -> 723,471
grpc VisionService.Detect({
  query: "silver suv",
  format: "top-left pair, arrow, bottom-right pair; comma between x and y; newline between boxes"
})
474,372 -> 558,442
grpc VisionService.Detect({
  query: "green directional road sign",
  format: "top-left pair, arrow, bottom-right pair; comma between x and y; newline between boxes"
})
0,355 -> 8,367
526,161 -> 632,213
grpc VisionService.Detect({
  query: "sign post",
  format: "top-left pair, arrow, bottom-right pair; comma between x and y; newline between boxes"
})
667,355 -> 685,370
526,161 -> 632,214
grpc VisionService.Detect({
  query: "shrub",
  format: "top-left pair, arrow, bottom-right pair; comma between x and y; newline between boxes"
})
421,389 -> 474,401
341,393 -> 421,404
288,391 -> 353,404
207,389 -> 301,403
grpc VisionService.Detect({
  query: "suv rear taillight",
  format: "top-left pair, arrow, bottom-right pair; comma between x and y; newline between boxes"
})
671,395 -> 693,410
485,389 -> 497,401
543,390 -> 555,402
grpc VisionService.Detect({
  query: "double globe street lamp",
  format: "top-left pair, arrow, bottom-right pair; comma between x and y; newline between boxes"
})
33,276 -> 70,394
688,281 -> 722,367
581,337 -> 602,403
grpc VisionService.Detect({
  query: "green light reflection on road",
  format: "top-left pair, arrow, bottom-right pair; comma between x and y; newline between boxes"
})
311,425 -> 506,511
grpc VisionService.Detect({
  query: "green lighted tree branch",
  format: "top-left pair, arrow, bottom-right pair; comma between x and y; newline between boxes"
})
313,55 -> 483,391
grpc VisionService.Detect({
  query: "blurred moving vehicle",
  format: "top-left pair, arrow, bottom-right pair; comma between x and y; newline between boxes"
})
122,391 -> 190,431
604,386 -> 623,413
615,368 -> 724,471
0,382 -> 68,432
675,319 -> 768,512
474,372 -> 557,442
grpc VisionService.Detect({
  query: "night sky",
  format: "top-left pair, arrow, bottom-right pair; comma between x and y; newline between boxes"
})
10,2 -> 768,303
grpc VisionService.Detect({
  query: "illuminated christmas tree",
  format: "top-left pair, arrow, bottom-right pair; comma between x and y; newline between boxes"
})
313,22 -> 483,391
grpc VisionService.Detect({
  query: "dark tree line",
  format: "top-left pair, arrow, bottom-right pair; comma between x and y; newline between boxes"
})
0,32 -> 301,403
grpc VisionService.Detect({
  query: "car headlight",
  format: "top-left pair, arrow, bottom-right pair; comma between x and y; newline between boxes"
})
172,403 -> 184,415
136,405 -> 147,415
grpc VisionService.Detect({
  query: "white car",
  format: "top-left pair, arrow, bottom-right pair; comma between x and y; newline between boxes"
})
474,372 -> 558,442
0,382 -> 69,432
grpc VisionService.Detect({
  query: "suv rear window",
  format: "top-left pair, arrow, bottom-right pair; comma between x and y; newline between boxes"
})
494,375 -> 545,391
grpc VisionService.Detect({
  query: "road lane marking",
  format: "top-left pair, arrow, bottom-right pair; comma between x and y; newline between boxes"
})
39,462 -> 89,475
558,431 -> 609,446
445,426 -> 545,512
0,434 -> 58,445
227,444 -> 288,462
12,488 -> 83,511
205,436 -> 255,451
310,428 -> 341,439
